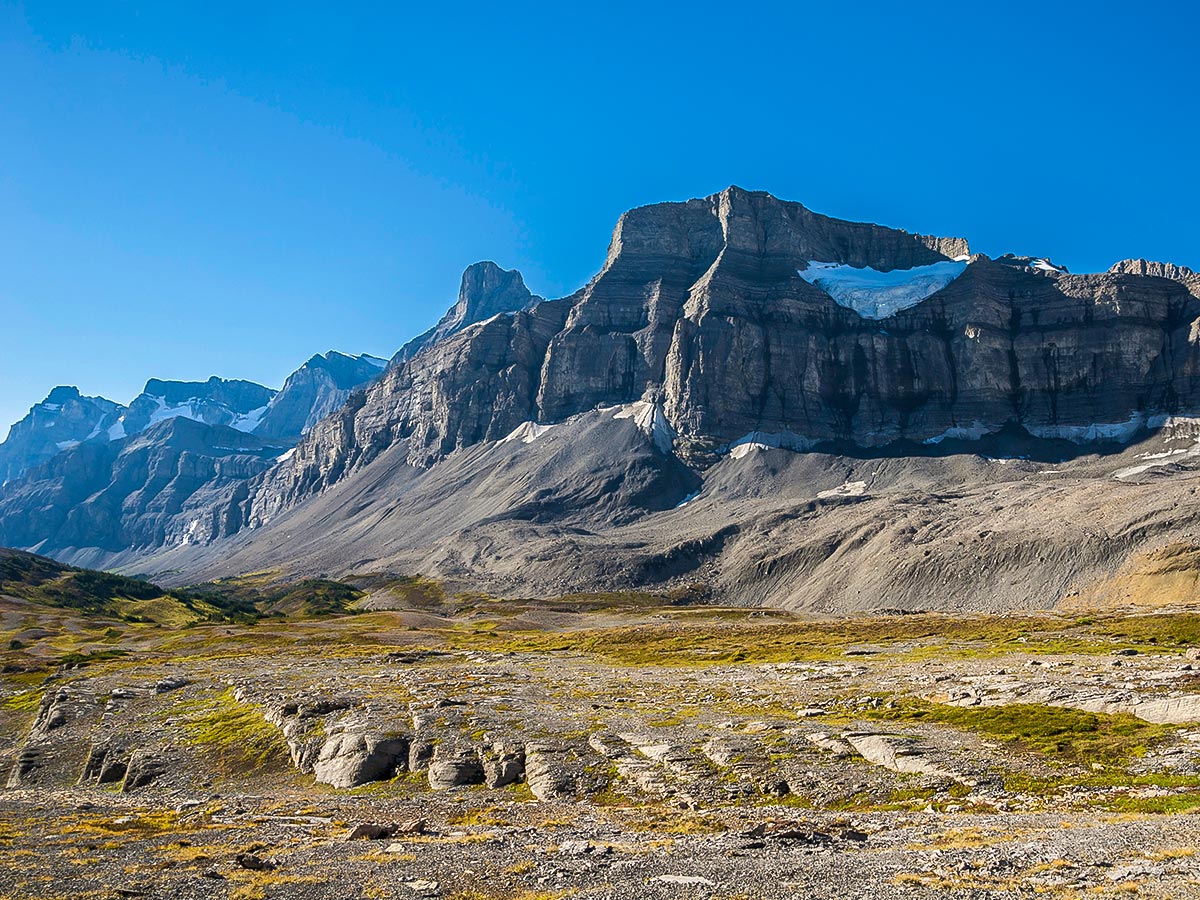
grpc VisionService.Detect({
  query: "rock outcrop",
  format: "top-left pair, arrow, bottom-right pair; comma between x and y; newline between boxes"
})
253,352 -> 386,441
1109,258 -> 1198,283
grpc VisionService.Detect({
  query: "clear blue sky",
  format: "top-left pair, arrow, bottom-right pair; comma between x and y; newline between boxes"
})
2,1 -> 1198,438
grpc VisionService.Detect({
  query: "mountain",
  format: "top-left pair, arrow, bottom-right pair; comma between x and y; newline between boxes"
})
116,376 -> 276,437
8,186 -> 1200,613
0,353 -> 385,564
0,417 -> 285,558
253,351 -> 386,441
395,261 -> 541,362
0,387 -> 123,485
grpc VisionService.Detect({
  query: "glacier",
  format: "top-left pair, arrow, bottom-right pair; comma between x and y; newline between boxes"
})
799,258 -> 969,319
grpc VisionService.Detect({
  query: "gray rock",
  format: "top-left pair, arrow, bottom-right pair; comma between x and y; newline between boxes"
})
121,750 -> 166,792
312,732 -> 409,788
481,742 -> 525,788
427,745 -> 484,790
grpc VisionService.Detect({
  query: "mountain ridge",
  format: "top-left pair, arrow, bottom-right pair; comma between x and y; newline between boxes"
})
6,186 -> 1200,613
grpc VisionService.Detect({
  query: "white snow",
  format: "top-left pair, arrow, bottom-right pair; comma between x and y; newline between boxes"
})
817,480 -> 867,499
724,430 -> 816,459
922,421 -> 1000,445
275,447 -> 297,462
55,440 -> 79,451
231,404 -> 269,433
106,420 -> 127,441
1027,413 -> 1147,444
501,421 -> 557,445
798,258 -> 968,319
675,490 -> 701,508
1029,258 -> 1066,273
361,354 -> 388,369
147,397 -> 200,426
613,401 -> 675,453
40,403 -> 61,413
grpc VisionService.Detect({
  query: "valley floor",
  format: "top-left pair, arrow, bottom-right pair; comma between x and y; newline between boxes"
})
4,590 -> 1200,898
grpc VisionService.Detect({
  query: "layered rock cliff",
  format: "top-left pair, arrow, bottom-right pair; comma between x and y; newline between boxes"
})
7,186 -> 1200,614
206,186 -> 1200,538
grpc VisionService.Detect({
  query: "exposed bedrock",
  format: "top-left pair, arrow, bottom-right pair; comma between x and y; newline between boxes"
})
197,186 -> 1200,544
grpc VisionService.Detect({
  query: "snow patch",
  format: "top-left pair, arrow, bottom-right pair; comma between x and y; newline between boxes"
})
106,420 -> 127,441
275,447 -> 297,463
613,401 -> 675,453
230,404 -> 269,433
1027,413 -> 1148,444
501,421 -> 557,445
817,480 -> 867,500
675,490 -> 701,508
799,258 -> 968,319
1030,258 -> 1066,273
55,440 -> 79,451
724,430 -> 816,459
923,421 -> 1000,445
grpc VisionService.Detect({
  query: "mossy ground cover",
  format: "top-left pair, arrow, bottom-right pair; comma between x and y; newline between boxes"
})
177,688 -> 290,774
859,700 -> 1176,767
436,610 -> 1197,665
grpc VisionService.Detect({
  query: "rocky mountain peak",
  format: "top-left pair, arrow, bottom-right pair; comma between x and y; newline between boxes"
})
0,387 -> 125,485
253,351 -> 388,441
394,261 -> 542,362
44,385 -> 84,404
1109,258 -> 1197,282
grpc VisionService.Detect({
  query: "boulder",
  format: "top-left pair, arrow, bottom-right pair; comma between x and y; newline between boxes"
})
312,732 -> 409,789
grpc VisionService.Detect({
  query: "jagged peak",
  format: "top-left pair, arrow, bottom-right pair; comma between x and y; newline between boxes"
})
42,385 -> 83,405
1109,258 -> 1197,281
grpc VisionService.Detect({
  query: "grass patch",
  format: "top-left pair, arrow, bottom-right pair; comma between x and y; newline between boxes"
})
861,700 -> 1175,767
179,688 -> 290,773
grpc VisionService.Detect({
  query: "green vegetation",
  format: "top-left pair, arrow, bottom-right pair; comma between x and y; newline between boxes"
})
183,576 -> 364,619
861,700 -> 1175,767
179,688 -> 290,773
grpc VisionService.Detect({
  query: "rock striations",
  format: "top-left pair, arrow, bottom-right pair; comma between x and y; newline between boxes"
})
214,186 -> 1200,529
4,186 -> 1200,611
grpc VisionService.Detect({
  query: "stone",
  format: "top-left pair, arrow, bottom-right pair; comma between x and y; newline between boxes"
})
235,853 -> 274,871
121,750 -> 165,792
427,745 -> 484,790
345,823 -> 397,841
481,742 -> 525,788
404,879 -> 440,895
312,732 -> 408,788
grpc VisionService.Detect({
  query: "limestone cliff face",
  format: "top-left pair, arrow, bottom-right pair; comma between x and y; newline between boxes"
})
394,261 -> 542,363
207,187 -> 1200,537
1109,258 -> 1198,282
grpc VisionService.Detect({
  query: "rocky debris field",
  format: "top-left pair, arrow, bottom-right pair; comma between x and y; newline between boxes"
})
5,591 -> 1200,898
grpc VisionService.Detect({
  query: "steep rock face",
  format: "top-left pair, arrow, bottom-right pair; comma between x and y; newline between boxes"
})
394,261 -> 541,363
0,387 -> 124,485
1110,258 -> 1198,283
253,352 -> 386,441
204,187 -> 1200,540
0,417 -> 284,553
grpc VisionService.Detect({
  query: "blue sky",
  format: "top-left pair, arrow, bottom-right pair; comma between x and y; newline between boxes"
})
1,1 -> 1198,437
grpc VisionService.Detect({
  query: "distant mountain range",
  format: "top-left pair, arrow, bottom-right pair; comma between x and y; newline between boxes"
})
3,189 -> 1200,612
0,351 -> 387,486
